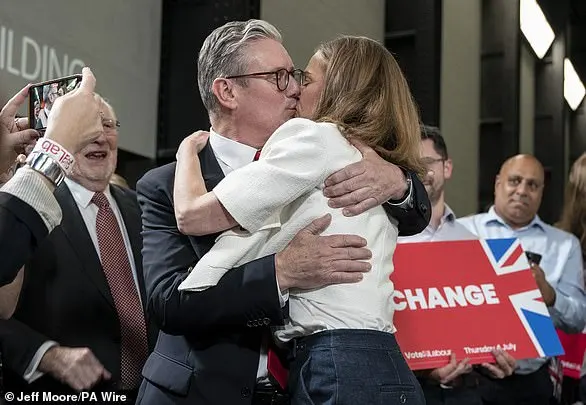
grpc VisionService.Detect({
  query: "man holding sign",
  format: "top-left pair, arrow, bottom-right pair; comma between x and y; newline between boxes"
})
458,154 -> 586,405
398,126 -> 516,405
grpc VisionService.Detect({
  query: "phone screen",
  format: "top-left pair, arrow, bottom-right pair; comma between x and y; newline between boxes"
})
28,74 -> 82,133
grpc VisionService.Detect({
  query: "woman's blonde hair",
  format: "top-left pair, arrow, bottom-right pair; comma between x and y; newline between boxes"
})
557,153 -> 586,257
311,36 -> 424,175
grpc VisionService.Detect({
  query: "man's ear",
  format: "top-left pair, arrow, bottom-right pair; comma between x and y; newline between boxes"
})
211,78 -> 238,111
443,158 -> 453,180
494,174 -> 501,195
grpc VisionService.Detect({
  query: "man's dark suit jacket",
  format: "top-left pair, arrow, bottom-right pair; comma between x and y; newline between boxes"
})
0,183 -> 157,401
135,142 -> 431,405
0,192 -> 50,287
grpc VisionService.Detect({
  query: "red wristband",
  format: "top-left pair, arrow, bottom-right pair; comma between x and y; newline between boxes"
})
32,138 -> 75,173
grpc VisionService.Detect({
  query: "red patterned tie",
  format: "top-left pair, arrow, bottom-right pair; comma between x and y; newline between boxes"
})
253,149 -> 262,161
92,192 -> 148,389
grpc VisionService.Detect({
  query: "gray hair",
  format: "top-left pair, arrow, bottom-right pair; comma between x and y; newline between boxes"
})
197,19 -> 282,116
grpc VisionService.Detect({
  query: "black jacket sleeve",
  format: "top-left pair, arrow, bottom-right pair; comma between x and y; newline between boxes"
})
136,168 -> 286,336
383,171 -> 431,237
0,318 -> 52,377
0,193 -> 49,286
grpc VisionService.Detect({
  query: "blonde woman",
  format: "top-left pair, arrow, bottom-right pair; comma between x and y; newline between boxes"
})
174,36 -> 425,404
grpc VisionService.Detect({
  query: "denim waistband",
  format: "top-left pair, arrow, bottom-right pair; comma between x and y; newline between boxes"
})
294,329 -> 399,352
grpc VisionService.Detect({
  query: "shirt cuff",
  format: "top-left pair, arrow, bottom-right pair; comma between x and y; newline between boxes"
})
386,171 -> 413,208
1,167 -> 62,231
550,291 -> 570,322
275,275 -> 289,308
23,340 -> 59,383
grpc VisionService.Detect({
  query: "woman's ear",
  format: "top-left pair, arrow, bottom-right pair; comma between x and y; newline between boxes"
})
211,78 -> 238,111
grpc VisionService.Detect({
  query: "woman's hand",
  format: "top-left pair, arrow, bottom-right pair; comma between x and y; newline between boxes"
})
176,131 -> 210,160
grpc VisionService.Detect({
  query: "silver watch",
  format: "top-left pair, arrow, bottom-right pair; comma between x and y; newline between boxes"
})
26,152 -> 65,186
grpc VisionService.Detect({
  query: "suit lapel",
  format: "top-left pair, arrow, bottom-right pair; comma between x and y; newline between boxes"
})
55,184 -> 115,309
199,141 -> 224,190
186,142 -> 225,257
110,185 -> 146,306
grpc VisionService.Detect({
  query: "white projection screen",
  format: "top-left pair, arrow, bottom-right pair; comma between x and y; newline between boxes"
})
0,0 -> 162,159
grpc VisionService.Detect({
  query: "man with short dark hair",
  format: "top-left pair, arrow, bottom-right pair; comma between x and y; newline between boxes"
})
399,126 -> 516,405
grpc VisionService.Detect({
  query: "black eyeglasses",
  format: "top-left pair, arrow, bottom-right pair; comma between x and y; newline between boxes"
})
226,68 -> 305,91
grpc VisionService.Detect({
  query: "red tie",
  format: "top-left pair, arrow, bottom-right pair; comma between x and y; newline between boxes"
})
92,192 -> 148,389
253,149 -> 261,161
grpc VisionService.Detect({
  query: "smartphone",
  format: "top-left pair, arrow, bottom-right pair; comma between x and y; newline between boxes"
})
525,251 -> 542,265
28,74 -> 83,134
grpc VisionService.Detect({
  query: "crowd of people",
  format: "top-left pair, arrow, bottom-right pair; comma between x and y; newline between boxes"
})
0,18 -> 584,405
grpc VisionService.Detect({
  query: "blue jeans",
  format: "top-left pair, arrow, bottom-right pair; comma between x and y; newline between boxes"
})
288,329 -> 425,405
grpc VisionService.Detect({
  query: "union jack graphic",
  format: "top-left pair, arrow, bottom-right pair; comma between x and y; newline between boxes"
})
480,238 -> 564,357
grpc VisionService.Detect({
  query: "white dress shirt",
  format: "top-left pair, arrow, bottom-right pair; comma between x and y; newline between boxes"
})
209,127 -> 287,381
182,119 -> 400,346
458,206 -> 586,374
24,179 -> 140,382
398,204 -> 477,243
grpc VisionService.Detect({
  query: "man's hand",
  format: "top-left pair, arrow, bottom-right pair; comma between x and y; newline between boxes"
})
0,85 -> 40,174
480,349 -> 516,378
323,138 -> 408,216
176,131 -> 210,160
44,67 -> 103,155
275,214 -> 372,290
428,353 -> 472,385
530,263 -> 556,306
39,346 -> 111,391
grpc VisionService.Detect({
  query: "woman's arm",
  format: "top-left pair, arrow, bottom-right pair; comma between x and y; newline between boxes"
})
173,132 -> 237,236
175,119 -> 333,236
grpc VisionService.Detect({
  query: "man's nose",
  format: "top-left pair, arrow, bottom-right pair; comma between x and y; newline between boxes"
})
515,182 -> 530,195
287,76 -> 301,98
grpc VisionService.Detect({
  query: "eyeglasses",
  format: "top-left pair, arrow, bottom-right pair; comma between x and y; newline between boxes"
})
102,118 -> 120,131
226,68 -> 305,91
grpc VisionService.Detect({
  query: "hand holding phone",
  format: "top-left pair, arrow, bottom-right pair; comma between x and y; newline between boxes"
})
525,251 -> 542,266
28,74 -> 83,134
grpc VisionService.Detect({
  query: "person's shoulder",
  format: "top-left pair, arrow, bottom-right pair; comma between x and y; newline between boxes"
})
136,162 -> 177,195
273,118 -> 340,138
543,222 -> 581,245
456,212 -> 487,225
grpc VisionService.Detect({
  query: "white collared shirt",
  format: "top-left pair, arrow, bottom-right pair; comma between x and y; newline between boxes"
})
209,128 -> 258,175
64,178 -> 140,296
458,206 -> 586,374
398,204 -> 477,243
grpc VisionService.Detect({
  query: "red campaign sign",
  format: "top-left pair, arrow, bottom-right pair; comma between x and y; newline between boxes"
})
391,239 -> 564,370
557,330 -> 586,379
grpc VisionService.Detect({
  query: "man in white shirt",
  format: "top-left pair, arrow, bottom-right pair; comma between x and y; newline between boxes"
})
458,154 -> 586,405
398,126 -> 516,405
1,100 -> 155,404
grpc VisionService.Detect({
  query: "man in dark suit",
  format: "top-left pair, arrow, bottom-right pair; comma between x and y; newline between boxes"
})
136,20 -> 431,405
0,100 -> 156,404
0,67 -> 104,294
